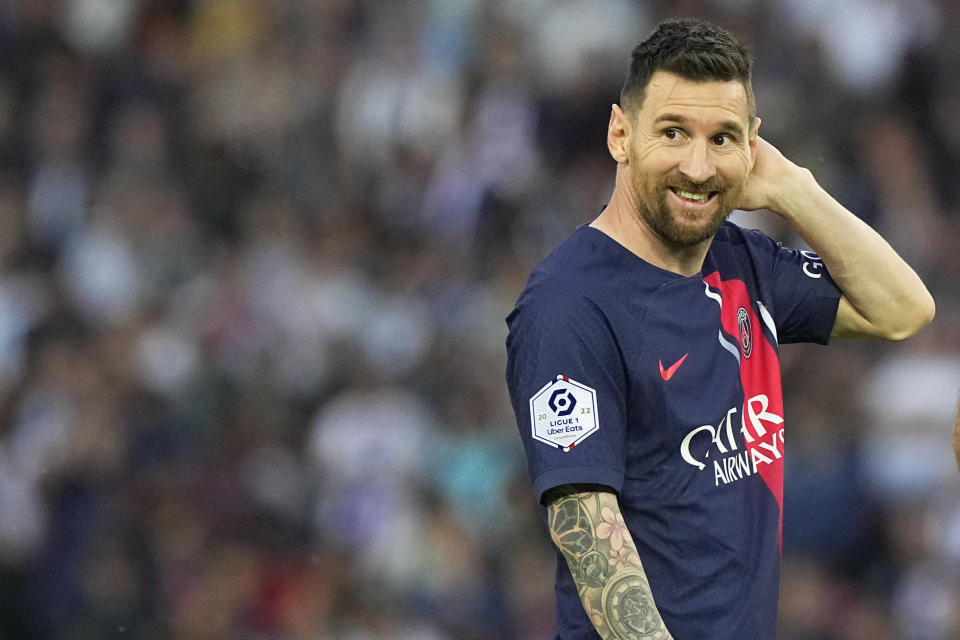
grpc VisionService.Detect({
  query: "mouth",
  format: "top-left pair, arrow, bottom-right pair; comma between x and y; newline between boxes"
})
668,187 -> 719,206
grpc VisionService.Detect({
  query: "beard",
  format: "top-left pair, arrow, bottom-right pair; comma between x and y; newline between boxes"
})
631,172 -> 746,248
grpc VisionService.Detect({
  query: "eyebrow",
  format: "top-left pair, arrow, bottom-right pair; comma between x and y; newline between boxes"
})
653,113 -> 746,137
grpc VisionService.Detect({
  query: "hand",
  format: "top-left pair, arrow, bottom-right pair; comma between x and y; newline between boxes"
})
737,134 -> 812,214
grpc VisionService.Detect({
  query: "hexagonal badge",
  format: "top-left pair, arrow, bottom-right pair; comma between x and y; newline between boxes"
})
529,375 -> 599,452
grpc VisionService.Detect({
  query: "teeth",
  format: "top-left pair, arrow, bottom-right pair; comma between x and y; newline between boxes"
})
675,189 -> 709,202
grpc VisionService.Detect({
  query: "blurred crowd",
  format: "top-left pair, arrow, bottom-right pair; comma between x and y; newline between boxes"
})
0,0 -> 959,638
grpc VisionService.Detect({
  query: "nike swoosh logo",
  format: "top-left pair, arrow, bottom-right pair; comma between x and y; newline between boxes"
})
659,353 -> 688,381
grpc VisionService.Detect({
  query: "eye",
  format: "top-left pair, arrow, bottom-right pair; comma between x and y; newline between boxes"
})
663,128 -> 681,141
712,133 -> 733,146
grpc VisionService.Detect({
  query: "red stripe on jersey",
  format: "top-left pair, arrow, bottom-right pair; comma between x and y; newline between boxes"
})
704,272 -> 785,549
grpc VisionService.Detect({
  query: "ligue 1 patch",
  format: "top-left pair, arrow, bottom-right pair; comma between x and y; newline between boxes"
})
529,375 -> 599,452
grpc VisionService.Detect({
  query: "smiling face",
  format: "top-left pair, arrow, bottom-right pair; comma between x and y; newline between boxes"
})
624,70 -> 756,248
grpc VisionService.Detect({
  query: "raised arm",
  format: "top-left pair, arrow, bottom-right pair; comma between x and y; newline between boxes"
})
546,486 -> 674,640
738,132 -> 935,341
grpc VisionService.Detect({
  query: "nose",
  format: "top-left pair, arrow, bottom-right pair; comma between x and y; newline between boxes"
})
677,139 -> 717,184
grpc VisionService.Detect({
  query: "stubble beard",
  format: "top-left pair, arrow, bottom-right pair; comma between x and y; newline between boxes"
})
631,173 -> 746,248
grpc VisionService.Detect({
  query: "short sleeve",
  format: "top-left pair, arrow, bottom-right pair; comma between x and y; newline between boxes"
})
505,285 -> 628,504
743,228 -> 842,344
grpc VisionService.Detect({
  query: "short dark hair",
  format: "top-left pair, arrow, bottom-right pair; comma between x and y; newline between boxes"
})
620,18 -> 755,122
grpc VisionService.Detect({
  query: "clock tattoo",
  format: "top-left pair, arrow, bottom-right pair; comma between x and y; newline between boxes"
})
601,572 -> 664,638
577,550 -> 609,588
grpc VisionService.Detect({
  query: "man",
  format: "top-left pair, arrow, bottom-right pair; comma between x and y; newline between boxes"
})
505,18 -> 934,640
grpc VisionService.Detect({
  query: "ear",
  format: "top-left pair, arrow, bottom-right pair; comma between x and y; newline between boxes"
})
607,104 -> 630,164
747,116 -> 761,169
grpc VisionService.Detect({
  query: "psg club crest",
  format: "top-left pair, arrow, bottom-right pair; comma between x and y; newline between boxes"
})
737,306 -> 752,358
529,375 -> 599,452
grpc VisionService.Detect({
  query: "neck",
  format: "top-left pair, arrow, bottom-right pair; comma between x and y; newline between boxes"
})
590,169 -> 712,277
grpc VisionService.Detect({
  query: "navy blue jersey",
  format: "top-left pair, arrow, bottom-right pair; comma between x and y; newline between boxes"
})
505,222 -> 842,640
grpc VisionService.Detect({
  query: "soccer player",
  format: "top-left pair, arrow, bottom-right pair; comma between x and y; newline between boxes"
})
505,18 -> 934,640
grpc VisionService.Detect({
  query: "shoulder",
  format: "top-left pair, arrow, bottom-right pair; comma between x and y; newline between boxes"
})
507,230 -> 627,348
530,225 -> 615,279
510,227 -> 654,321
514,228 -> 611,308
711,221 -> 779,251
508,274 -> 608,339
518,225 -> 667,300
707,222 -> 786,273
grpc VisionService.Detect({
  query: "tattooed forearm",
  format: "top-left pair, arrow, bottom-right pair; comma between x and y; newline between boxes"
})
548,490 -> 674,640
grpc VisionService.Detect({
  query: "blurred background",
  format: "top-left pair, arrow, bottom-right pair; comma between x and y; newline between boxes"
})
0,0 -> 959,638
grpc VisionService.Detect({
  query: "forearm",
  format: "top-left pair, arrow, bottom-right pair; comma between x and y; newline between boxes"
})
771,170 -> 934,340
547,489 -> 674,640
